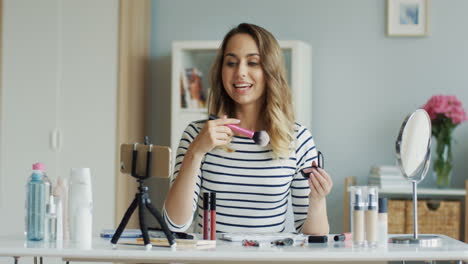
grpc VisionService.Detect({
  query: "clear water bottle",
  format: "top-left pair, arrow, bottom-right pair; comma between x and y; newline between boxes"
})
40,164 -> 52,200
26,163 -> 48,241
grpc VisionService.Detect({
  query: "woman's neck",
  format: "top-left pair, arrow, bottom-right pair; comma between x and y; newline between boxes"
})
234,103 -> 264,132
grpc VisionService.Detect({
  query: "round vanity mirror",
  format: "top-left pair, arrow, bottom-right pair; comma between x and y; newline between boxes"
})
395,109 -> 431,182
391,109 -> 441,246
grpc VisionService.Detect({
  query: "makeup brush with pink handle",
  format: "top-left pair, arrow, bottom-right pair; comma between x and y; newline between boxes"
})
209,115 -> 270,147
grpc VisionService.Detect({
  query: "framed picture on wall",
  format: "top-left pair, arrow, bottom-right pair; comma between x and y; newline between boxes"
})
387,0 -> 429,37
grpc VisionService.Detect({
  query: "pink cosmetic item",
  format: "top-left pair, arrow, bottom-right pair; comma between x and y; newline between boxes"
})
209,115 -> 270,147
334,232 -> 352,242
210,192 -> 216,240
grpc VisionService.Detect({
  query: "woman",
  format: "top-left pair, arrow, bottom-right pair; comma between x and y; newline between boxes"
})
164,23 -> 332,235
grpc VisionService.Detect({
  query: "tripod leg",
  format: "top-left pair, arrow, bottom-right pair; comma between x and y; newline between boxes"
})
138,195 -> 152,249
111,197 -> 138,245
146,202 -> 176,246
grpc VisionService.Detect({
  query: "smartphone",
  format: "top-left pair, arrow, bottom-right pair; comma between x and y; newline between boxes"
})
120,144 -> 172,178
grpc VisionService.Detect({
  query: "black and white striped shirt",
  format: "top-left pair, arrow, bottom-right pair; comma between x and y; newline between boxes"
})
163,120 -> 318,233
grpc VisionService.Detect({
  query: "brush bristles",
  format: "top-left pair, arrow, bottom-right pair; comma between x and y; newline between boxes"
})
253,131 -> 270,147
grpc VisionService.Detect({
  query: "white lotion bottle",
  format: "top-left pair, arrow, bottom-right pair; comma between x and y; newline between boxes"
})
351,186 -> 365,246
54,195 -> 63,248
378,197 -> 388,246
69,168 -> 93,248
365,187 -> 378,247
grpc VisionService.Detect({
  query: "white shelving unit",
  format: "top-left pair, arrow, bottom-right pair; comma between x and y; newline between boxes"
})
170,40 -> 312,156
380,187 -> 466,197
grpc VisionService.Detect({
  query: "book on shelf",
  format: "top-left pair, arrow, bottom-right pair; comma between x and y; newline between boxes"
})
368,168 -> 409,189
370,165 -> 402,175
368,176 -> 408,183
369,183 -> 411,189
368,165 -> 408,188
369,174 -> 405,180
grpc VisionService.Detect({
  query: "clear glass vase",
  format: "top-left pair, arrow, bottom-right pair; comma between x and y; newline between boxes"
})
433,139 -> 453,188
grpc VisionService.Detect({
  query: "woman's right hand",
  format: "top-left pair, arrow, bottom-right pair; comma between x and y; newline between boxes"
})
188,116 -> 240,156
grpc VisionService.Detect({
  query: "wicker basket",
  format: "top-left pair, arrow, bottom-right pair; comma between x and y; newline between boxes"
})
405,200 -> 461,240
388,200 -> 407,234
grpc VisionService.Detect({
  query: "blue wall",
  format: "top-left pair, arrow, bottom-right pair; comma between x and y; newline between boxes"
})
149,0 -> 468,233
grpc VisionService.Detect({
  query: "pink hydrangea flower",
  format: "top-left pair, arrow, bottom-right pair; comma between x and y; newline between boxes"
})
423,95 -> 466,187
422,94 -> 467,125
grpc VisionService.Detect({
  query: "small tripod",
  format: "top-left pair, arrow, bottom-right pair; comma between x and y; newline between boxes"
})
111,138 -> 176,249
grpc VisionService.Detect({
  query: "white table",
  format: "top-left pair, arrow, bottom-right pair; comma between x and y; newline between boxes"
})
0,235 -> 467,263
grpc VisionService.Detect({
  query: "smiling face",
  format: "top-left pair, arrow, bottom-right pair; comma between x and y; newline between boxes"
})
221,33 -> 265,108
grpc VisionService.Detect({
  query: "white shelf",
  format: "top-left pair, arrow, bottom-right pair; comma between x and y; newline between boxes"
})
380,187 -> 466,197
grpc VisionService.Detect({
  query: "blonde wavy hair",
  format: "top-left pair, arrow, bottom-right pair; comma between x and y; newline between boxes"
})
208,23 -> 294,158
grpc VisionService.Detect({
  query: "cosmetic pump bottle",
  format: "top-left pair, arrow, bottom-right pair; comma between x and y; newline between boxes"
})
378,197 -> 388,246
365,187 -> 378,247
54,195 -> 63,246
55,176 -> 69,241
44,195 -> 57,241
350,186 -> 365,246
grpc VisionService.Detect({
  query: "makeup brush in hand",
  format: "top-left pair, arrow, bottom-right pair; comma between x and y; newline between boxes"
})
209,115 -> 270,147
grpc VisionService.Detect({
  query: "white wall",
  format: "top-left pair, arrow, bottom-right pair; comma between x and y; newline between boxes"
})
0,0 -> 118,243
149,0 -> 468,234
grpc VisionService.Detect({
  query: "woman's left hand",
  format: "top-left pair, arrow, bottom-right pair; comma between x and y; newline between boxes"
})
305,161 -> 333,201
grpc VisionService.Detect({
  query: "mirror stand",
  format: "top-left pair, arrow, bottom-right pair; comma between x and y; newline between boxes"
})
390,153 -> 442,247
391,109 -> 441,247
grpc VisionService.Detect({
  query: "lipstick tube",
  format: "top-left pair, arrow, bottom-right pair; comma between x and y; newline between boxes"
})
210,192 -> 216,240
203,192 -> 209,240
